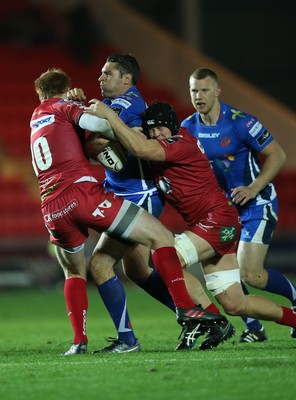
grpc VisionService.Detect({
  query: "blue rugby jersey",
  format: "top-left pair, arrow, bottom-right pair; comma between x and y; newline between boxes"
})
103,86 -> 157,197
181,101 -> 276,207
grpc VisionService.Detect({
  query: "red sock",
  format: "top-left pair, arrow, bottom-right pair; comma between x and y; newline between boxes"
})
64,277 -> 88,344
152,247 -> 195,309
206,303 -> 220,314
277,306 -> 296,328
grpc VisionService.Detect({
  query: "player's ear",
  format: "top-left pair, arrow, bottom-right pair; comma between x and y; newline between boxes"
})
123,73 -> 132,85
215,85 -> 221,98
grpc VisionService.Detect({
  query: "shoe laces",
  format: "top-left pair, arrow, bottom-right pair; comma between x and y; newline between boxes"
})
104,337 -> 122,349
178,323 -> 208,346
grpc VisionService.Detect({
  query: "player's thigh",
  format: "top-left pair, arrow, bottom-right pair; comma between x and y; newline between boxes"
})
202,252 -> 239,275
184,230 -> 216,261
127,210 -> 174,249
237,241 -> 269,275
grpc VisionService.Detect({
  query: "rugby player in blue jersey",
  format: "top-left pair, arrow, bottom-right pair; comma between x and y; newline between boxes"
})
68,55 -> 216,353
181,67 -> 296,342
93,54 -> 165,353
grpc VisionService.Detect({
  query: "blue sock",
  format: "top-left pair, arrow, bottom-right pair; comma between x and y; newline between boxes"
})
265,268 -> 296,307
241,281 -> 264,331
98,276 -> 136,346
139,269 -> 175,312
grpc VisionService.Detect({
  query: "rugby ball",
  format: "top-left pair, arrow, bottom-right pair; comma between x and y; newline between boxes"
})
95,141 -> 128,172
84,132 -> 127,172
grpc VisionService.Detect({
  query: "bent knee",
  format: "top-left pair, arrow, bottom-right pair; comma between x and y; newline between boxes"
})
89,253 -> 115,273
241,270 -> 267,289
222,301 -> 247,317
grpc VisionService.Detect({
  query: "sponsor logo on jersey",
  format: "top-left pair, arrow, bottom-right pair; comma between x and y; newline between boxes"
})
65,100 -> 85,109
246,117 -> 256,128
125,91 -> 138,99
44,200 -> 78,222
112,107 -> 123,117
256,130 -> 270,146
165,137 -> 181,144
220,226 -> 236,242
213,157 -> 233,172
111,98 -> 132,109
242,229 -> 251,239
30,114 -> 55,134
249,121 -> 263,137
40,174 -> 61,191
198,133 -> 220,138
92,199 -> 112,218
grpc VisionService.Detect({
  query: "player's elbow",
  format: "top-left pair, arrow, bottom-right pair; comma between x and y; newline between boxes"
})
132,148 -> 147,158
279,148 -> 287,168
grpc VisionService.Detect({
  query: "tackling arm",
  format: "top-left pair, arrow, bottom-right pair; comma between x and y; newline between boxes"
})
78,113 -> 116,140
84,100 -> 165,161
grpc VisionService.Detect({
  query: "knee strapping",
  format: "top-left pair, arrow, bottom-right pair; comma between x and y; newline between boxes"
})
174,233 -> 199,268
204,269 -> 241,296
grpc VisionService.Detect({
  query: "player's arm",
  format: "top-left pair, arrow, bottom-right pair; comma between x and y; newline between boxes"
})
78,113 -> 116,140
84,99 -> 166,161
66,87 -> 116,140
231,139 -> 286,205
249,139 -> 286,193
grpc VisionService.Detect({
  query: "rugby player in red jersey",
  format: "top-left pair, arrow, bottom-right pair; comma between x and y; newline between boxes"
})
30,69 -> 223,355
85,100 -> 296,349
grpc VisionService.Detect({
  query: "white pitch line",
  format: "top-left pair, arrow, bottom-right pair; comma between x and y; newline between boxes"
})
0,355 -> 294,367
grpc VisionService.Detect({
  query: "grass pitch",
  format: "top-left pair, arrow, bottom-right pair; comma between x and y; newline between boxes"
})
0,284 -> 296,400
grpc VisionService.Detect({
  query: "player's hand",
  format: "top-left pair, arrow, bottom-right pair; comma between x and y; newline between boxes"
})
84,133 -> 110,158
84,99 -> 112,119
67,88 -> 86,102
230,186 -> 257,205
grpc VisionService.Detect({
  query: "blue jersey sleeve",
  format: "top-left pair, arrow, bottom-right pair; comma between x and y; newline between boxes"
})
102,87 -> 156,198
108,88 -> 146,128
235,114 -> 274,152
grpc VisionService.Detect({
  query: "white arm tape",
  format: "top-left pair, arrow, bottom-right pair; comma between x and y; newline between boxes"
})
79,113 -> 116,140
174,233 -> 199,268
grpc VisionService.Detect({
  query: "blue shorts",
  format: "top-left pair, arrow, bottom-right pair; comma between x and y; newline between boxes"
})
119,190 -> 164,218
239,198 -> 278,245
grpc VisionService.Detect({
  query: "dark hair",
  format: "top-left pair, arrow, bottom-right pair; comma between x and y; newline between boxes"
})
107,54 -> 140,85
142,102 -> 179,136
34,68 -> 71,99
190,67 -> 218,83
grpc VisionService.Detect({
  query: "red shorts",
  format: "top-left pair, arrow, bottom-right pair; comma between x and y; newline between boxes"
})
187,204 -> 241,256
41,182 -> 132,250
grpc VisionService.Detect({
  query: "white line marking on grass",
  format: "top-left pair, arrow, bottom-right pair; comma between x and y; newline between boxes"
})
0,354 -> 294,367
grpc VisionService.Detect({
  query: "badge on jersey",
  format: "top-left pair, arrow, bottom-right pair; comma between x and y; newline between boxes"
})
256,130 -> 270,146
164,136 -> 181,144
248,121 -> 262,137
220,226 -> 236,242
112,98 -> 132,109
111,107 -> 123,117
